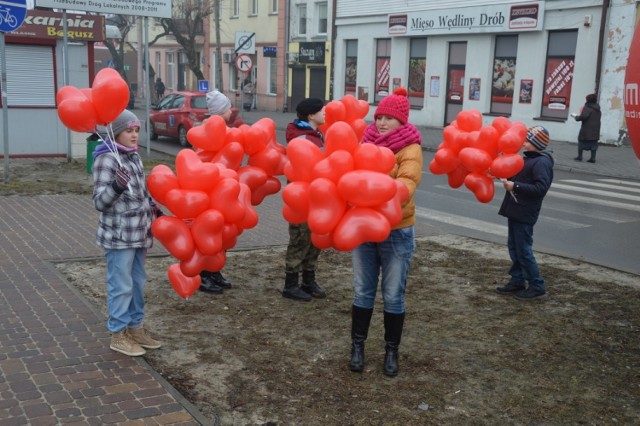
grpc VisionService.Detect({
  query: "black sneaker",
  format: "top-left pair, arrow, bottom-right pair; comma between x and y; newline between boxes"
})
496,283 -> 525,294
514,288 -> 547,301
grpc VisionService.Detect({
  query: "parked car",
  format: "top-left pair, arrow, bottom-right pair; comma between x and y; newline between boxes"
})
149,90 -> 244,146
149,91 -> 208,147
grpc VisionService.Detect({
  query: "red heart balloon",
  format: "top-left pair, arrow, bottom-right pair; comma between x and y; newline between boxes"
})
332,207 -> 391,251
147,165 -> 179,205
311,232 -> 334,250
164,188 -> 210,220
490,154 -> 524,178
168,263 -> 201,299
312,150 -> 355,183
210,177 -> 246,224
190,209 -> 224,256
433,147 -> 460,174
325,121 -> 359,155
242,125 -> 269,155
337,170 -> 397,207
282,181 -> 310,223
57,98 -> 98,133
285,138 -> 325,182
151,216 -> 195,260
464,172 -> 495,203
237,183 -> 259,230
212,141 -> 245,170
175,149 -> 221,192
307,178 -> 348,235
447,164 -> 469,189
91,68 -> 129,125
180,248 -> 226,277
250,177 -> 281,205
497,130 -> 525,154
353,144 -> 396,174
237,165 -> 268,192
492,116 -> 512,135
248,145 -> 286,176
456,109 -> 483,132
458,147 -> 493,173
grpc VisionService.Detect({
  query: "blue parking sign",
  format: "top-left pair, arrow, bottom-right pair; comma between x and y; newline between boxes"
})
198,80 -> 209,92
0,0 -> 27,33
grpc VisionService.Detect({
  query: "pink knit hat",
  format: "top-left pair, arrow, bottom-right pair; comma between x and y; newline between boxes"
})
374,87 -> 410,124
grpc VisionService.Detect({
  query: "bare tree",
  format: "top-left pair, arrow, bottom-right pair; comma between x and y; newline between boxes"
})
148,0 -> 213,83
103,15 -> 137,85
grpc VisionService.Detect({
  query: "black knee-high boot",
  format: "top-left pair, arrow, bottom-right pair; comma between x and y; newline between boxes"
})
349,305 -> 373,372
383,311 -> 405,377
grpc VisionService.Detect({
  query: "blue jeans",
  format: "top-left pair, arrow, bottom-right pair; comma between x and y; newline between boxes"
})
104,248 -> 147,333
352,226 -> 415,314
507,219 -> 545,292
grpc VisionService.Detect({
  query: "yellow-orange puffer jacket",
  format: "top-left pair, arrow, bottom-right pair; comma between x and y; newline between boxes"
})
389,143 -> 423,230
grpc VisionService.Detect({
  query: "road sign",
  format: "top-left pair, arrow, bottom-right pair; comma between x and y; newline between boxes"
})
235,54 -> 253,74
0,0 -> 27,33
235,31 -> 256,54
198,80 -> 209,92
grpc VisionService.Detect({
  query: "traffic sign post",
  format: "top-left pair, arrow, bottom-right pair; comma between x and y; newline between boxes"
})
198,80 -> 209,92
2,0 -> 28,182
235,54 -> 253,74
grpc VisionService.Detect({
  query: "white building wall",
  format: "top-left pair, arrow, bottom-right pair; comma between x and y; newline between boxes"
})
334,0 -> 637,143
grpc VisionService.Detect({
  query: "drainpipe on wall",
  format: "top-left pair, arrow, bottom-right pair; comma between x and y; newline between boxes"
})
330,0 -> 337,101
283,0 -> 290,112
595,0 -> 610,96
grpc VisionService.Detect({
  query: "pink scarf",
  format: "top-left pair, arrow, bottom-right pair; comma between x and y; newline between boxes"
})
361,123 -> 422,153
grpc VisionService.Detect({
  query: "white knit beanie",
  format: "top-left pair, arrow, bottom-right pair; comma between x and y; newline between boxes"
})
206,90 -> 232,116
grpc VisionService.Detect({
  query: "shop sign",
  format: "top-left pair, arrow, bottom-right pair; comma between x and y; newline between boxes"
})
35,0 -> 172,19
298,42 -> 325,64
388,1 -> 544,36
7,9 -> 105,41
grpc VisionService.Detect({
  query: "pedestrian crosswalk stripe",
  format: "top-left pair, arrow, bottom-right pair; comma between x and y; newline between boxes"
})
552,183 -> 640,201
546,191 -> 640,212
415,207 -> 506,236
599,178 -> 640,188
561,179 -> 640,194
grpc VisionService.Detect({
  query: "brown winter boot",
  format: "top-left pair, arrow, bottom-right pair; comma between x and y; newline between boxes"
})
127,326 -> 162,349
110,330 -> 146,356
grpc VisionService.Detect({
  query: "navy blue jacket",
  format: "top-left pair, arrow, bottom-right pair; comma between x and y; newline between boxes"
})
499,149 -> 554,225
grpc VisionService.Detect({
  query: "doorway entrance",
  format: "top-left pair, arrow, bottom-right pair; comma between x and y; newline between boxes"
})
444,42 -> 467,126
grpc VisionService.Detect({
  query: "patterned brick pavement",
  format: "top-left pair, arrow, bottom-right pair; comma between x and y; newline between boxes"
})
0,195 -> 207,425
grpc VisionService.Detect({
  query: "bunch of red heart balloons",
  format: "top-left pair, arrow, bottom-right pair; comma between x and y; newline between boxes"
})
148,117 -> 287,299
283,121 -> 409,252
56,68 -> 130,133
429,110 -> 527,203
318,94 -> 370,140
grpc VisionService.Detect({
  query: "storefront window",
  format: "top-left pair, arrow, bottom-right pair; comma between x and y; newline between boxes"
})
541,30 -> 578,119
408,38 -> 427,108
374,39 -> 391,103
491,35 -> 518,115
344,40 -> 357,96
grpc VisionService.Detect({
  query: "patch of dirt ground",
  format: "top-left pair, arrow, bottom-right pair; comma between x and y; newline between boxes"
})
5,158 -> 640,424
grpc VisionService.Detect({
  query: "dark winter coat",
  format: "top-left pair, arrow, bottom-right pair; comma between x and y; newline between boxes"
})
499,149 -> 554,225
285,119 -> 324,147
575,101 -> 601,142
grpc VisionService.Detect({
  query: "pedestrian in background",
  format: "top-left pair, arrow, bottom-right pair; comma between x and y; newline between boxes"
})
198,90 -> 235,294
154,77 -> 165,102
242,78 -> 254,112
497,125 -> 554,301
92,110 -> 163,356
348,87 -> 423,377
282,98 -> 327,302
572,93 -> 601,163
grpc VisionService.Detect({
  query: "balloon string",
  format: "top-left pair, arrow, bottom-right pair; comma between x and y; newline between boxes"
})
93,125 -> 133,193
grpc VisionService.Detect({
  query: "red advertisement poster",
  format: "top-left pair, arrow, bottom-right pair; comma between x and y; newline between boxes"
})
543,58 -> 574,110
376,58 -> 390,96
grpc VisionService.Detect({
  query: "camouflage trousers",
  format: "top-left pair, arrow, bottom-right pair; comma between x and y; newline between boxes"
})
285,223 -> 321,273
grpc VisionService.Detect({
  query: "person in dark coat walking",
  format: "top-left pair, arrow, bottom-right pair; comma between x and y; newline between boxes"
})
572,93 -> 601,163
497,126 -> 554,301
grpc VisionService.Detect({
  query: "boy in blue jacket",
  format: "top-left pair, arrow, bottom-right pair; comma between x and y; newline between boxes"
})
497,126 -> 554,300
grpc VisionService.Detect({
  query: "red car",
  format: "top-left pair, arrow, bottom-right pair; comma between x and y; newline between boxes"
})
149,91 -> 208,147
149,91 -> 245,147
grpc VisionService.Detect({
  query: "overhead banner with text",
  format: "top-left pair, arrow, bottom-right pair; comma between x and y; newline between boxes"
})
35,0 -> 172,19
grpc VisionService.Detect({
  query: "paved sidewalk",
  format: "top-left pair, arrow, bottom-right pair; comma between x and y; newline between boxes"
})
1,109 -> 639,424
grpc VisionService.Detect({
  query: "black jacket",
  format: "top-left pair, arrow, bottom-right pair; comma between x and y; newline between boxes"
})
574,102 -> 601,142
499,149 -> 554,225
